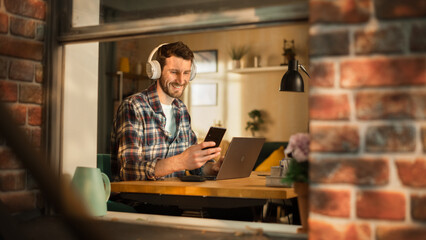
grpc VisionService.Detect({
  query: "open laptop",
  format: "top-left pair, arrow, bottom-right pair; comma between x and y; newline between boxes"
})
213,137 -> 265,180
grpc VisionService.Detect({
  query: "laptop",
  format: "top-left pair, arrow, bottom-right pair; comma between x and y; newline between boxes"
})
214,137 -> 265,180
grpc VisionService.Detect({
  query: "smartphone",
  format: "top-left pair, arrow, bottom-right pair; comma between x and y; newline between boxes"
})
202,127 -> 226,150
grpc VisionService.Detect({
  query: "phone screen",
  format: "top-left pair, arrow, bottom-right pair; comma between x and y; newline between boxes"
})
203,127 -> 226,150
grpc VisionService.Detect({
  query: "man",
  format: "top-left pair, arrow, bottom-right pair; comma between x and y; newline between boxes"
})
111,41 -> 222,181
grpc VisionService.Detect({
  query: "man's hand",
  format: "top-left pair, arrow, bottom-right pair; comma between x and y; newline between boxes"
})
154,141 -> 221,178
178,141 -> 221,171
203,156 -> 224,176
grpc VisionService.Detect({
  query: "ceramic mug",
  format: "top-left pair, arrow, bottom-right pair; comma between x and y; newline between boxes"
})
72,166 -> 111,216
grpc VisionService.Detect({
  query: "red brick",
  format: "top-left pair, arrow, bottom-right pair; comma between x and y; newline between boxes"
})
309,220 -> 342,240
35,63 -> 43,83
0,57 -> 7,78
0,191 -> 36,213
366,125 -> 415,152
309,219 -> 371,240
374,0 -> 426,20
395,158 -> 426,187
310,188 -> 350,217
345,224 -> 371,240
4,0 -> 46,20
28,105 -> 42,126
0,12 -> 8,33
31,127 -> 41,148
9,104 -> 27,125
9,59 -> 34,81
0,80 -> 18,102
0,147 -> 23,169
376,225 -> 426,240
310,157 -> 389,185
310,61 -> 334,87
311,125 -> 359,153
0,170 -> 26,191
356,91 -> 426,120
354,25 -> 405,55
411,194 -> 426,221
0,35 -> 43,61
422,127 -> 426,152
310,30 -> 349,57
20,84 -> 42,104
410,22 -> 426,52
356,191 -> 405,220
310,0 -> 371,24
10,16 -> 36,38
310,94 -> 350,120
341,57 -> 426,88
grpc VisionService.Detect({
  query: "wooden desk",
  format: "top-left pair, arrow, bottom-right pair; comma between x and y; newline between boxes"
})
111,172 -> 296,200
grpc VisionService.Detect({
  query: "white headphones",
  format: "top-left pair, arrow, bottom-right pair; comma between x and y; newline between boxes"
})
146,43 -> 197,81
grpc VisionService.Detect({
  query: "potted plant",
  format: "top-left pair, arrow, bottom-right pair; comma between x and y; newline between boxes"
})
282,133 -> 310,233
229,45 -> 249,69
245,109 -> 264,137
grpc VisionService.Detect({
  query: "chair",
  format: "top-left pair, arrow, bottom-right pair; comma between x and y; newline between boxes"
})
97,154 -> 137,213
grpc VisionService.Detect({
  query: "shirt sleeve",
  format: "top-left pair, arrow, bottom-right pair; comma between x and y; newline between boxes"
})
115,100 -> 159,181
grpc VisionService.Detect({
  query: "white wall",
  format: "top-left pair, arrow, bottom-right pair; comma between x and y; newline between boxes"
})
62,0 -> 99,177
62,43 -> 99,177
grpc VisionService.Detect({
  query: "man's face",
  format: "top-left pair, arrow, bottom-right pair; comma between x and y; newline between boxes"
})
158,56 -> 192,99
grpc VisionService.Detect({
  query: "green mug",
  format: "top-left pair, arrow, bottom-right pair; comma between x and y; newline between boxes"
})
72,166 -> 111,216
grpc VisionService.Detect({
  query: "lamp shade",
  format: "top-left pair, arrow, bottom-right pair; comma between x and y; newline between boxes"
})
279,59 -> 304,92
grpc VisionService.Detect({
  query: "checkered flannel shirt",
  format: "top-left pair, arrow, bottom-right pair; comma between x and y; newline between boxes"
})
110,83 -> 199,181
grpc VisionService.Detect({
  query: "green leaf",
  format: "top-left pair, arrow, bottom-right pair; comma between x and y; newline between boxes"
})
281,159 -> 309,184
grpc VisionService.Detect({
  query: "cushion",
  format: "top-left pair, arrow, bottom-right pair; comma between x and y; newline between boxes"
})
254,146 -> 285,172
254,142 -> 287,169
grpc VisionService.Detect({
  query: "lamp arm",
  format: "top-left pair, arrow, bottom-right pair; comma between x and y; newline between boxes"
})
299,64 -> 310,78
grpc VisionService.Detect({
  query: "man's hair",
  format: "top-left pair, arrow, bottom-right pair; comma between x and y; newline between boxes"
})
156,41 -> 194,70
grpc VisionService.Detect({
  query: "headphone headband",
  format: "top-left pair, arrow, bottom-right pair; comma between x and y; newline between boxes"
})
147,43 -> 169,63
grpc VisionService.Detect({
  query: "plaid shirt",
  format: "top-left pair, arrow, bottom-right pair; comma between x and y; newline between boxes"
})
110,82 -> 199,181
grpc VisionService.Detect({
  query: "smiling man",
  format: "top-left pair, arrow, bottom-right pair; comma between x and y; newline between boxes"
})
110,41 -> 222,181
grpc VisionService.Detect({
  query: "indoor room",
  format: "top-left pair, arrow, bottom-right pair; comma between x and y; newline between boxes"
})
0,0 -> 425,239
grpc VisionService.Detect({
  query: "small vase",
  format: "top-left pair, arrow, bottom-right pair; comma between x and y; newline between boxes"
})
232,59 -> 241,69
294,182 -> 309,233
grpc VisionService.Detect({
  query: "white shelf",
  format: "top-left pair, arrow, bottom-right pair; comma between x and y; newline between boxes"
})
228,66 -> 287,73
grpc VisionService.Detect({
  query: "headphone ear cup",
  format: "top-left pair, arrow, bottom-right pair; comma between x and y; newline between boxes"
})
190,61 -> 197,81
146,60 -> 161,79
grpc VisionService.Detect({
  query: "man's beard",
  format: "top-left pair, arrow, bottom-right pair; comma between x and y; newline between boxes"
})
159,77 -> 187,99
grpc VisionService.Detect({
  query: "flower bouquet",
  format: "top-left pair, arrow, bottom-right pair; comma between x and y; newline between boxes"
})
282,133 -> 309,184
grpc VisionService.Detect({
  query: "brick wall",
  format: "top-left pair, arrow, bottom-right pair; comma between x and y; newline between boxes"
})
0,0 -> 46,213
309,0 -> 426,239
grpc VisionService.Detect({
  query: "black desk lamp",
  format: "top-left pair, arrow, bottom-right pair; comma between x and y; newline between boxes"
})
279,59 -> 310,92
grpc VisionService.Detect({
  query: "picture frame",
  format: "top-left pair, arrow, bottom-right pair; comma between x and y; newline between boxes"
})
190,83 -> 217,106
194,50 -> 218,73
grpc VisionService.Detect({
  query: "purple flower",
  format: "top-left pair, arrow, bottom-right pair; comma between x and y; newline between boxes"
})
285,133 -> 310,162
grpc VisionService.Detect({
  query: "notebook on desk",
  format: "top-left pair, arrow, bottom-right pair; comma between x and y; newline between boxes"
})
213,137 -> 265,180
